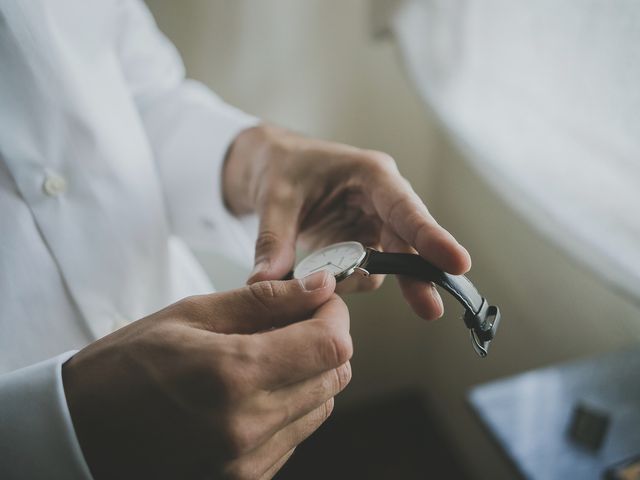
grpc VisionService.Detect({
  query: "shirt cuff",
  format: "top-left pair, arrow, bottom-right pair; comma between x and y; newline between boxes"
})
0,352 -> 93,480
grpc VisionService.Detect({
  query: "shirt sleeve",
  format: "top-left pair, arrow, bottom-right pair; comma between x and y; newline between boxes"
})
114,0 -> 259,267
0,352 -> 93,480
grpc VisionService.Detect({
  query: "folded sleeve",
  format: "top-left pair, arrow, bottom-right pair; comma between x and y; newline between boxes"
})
0,352 -> 93,480
114,0 -> 259,267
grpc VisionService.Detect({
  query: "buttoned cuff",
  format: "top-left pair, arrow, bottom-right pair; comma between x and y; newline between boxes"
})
0,351 -> 93,480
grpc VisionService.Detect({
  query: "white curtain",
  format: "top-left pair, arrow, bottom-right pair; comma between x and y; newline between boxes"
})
388,0 -> 640,304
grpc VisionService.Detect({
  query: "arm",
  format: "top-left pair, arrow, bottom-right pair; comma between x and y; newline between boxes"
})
114,0 -> 259,266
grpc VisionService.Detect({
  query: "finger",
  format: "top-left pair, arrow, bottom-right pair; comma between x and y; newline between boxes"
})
258,448 -> 295,480
232,362 -> 350,460
381,226 -> 444,320
335,272 -> 385,294
225,400 -> 334,480
203,271 -> 336,334
367,166 -> 471,274
267,362 -> 351,431
248,192 -> 302,284
254,294 -> 352,388
397,276 -> 444,321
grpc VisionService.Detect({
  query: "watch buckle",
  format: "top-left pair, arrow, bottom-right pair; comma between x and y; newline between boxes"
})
464,300 -> 501,358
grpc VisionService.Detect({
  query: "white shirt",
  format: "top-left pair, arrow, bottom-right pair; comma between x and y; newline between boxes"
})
0,1 -> 257,477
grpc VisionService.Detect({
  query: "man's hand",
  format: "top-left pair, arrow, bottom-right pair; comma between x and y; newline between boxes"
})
224,125 -> 472,320
62,271 -> 350,480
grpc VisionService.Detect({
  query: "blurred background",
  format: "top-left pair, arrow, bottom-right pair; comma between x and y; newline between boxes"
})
145,1 -> 640,478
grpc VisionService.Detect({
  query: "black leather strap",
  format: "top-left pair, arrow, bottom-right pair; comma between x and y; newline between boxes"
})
364,249 -> 501,357
364,250 -> 483,314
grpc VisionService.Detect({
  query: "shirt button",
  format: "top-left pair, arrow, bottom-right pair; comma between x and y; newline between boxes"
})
43,173 -> 67,196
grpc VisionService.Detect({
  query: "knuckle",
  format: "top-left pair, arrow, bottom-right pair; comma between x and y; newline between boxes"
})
363,150 -> 398,173
314,369 -> 337,399
334,362 -> 353,391
305,399 -> 334,429
249,280 -> 276,300
246,283 -> 272,315
247,281 -> 284,310
319,398 -> 335,423
320,325 -> 353,366
265,182 -> 297,206
223,416 -> 262,458
334,333 -> 354,364
255,230 -> 281,255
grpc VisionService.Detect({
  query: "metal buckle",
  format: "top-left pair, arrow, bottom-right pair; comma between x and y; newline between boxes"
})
464,300 -> 501,358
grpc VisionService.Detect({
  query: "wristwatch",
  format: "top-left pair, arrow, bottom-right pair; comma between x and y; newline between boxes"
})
293,241 -> 501,357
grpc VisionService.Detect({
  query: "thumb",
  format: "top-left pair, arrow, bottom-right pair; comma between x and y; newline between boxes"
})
248,200 -> 301,284
213,270 -> 336,334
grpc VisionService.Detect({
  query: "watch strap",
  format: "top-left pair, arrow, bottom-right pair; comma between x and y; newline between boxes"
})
364,250 -> 483,313
363,249 -> 500,357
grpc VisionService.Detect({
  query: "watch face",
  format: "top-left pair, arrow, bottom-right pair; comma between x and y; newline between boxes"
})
293,241 -> 367,281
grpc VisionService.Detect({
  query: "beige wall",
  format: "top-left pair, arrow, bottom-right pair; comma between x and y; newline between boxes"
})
145,1 -> 640,478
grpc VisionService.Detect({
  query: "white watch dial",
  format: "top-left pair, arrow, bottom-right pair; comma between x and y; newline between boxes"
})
293,241 -> 367,280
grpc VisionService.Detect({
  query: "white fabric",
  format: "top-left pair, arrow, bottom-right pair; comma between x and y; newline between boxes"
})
0,351 -> 91,479
0,0 -> 257,477
390,0 -> 640,303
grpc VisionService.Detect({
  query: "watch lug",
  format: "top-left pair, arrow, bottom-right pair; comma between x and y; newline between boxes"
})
354,266 -> 370,277
360,247 -> 378,269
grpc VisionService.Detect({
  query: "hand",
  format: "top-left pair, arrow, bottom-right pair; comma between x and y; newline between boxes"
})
62,271 -> 351,480
224,125 -> 471,320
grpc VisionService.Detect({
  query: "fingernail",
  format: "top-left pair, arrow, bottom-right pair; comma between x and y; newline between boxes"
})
457,242 -> 472,259
302,270 -> 328,291
431,285 -> 444,318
